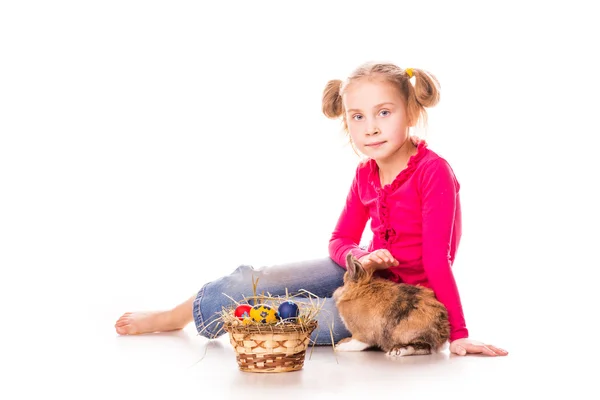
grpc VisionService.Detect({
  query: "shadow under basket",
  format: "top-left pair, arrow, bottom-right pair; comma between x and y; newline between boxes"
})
223,320 -> 318,373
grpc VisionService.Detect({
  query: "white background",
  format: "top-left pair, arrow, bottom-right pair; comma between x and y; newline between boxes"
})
1,0 -> 598,397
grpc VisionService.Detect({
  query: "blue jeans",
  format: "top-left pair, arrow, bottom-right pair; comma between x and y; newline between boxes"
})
192,257 -> 351,345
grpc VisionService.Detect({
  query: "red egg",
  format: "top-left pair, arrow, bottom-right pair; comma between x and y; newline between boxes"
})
234,304 -> 252,320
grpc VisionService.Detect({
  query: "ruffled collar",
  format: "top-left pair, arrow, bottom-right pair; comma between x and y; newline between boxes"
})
367,137 -> 429,193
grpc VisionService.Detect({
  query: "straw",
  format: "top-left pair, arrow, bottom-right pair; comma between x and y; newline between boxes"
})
200,276 -> 334,372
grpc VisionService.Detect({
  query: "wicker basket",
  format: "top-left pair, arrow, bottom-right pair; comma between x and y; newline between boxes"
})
223,320 -> 318,373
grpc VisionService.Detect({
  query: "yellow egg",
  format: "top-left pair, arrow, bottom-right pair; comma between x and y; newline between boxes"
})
249,304 -> 278,324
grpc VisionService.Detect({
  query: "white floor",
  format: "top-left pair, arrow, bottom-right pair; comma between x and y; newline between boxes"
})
5,281 -> 591,400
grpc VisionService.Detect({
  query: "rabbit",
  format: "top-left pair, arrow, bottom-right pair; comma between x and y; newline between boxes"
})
332,252 -> 450,357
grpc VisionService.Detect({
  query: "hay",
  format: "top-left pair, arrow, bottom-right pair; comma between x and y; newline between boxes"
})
201,276 -> 330,373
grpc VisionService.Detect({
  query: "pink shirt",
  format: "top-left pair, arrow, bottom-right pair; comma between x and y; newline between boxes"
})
328,139 -> 468,342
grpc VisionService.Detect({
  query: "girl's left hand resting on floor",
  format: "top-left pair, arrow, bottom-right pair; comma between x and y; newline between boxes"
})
450,338 -> 508,356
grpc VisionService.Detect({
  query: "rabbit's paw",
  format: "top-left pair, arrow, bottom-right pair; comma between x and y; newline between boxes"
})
386,346 -> 431,357
334,337 -> 371,352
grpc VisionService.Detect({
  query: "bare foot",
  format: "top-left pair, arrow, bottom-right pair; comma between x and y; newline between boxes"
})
115,295 -> 195,335
114,311 -> 186,335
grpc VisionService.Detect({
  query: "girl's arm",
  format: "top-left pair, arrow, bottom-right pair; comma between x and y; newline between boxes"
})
421,157 -> 508,357
420,158 -> 468,342
329,165 -> 370,268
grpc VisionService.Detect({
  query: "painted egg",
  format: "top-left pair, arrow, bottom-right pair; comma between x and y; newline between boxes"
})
278,301 -> 299,322
234,304 -> 252,320
249,304 -> 278,324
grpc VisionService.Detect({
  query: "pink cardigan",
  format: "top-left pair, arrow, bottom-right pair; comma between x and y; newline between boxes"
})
329,140 -> 468,342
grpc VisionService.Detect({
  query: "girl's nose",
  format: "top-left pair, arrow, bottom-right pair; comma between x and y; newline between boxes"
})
367,126 -> 380,136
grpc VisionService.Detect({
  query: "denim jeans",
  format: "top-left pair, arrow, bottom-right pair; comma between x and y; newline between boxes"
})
192,257 -> 351,345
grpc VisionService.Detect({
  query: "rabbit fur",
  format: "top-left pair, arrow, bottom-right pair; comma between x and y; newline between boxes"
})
332,253 -> 450,356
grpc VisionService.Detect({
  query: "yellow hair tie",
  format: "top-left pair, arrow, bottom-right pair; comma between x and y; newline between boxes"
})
405,68 -> 414,78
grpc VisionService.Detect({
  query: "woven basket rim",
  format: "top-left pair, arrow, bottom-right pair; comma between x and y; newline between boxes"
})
223,319 -> 317,334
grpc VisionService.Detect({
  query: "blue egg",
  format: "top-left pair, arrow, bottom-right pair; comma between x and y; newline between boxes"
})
278,301 -> 299,322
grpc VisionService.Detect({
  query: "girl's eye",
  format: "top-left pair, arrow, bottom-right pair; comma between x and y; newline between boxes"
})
380,110 -> 390,117
352,114 -> 363,121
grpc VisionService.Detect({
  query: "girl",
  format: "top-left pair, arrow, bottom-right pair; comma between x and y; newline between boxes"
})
115,61 -> 507,357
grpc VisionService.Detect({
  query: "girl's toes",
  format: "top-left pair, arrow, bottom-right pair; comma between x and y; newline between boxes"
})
116,325 -> 131,335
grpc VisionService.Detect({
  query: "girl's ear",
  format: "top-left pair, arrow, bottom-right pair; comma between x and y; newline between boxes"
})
406,105 -> 419,128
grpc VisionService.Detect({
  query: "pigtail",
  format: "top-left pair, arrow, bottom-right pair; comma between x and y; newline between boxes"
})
410,69 -> 441,108
322,79 -> 344,119
405,68 -> 441,126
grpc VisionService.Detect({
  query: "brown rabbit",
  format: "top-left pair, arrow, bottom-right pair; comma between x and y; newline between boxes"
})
332,253 -> 450,356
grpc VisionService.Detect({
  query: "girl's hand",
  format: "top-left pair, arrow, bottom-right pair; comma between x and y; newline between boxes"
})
450,338 -> 508,356
358,249 -> 399,271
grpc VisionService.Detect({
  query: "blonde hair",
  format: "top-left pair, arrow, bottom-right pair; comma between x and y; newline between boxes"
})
322,62 -> 441,133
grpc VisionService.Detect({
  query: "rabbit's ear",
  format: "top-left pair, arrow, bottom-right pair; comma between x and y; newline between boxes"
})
346,253 -> 365,280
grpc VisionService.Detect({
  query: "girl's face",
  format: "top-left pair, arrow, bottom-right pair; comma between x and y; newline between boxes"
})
343,78 -> 412,162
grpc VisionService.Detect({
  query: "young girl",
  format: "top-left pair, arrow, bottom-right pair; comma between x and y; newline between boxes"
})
115,61 -> 508,357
